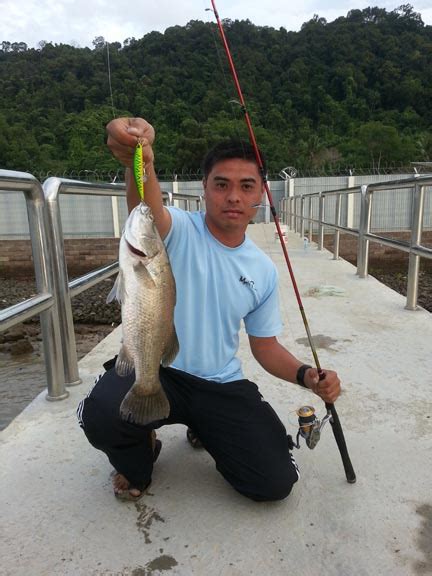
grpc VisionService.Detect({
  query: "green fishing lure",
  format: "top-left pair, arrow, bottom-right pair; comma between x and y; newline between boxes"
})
133,140 -> 146,201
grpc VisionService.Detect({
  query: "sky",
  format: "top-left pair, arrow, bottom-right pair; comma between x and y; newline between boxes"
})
1,0 -> 431,49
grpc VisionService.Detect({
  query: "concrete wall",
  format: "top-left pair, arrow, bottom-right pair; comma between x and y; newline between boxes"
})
0,238 -> 120,278
2,231 -> 431,279
2,175 -> 430,238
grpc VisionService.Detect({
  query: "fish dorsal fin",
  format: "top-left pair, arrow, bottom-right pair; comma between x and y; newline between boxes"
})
161,327 -> 180,367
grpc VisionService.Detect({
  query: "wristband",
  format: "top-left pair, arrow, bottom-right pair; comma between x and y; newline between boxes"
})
296,364 -> 312,388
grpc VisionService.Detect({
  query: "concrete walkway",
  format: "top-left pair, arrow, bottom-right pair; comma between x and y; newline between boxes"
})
1,224 -> 431,576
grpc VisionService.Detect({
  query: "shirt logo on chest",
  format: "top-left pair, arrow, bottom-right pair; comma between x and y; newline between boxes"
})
239,275 -> 256,290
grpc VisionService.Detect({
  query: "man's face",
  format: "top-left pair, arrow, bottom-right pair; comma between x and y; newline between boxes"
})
203,158 -> 264,241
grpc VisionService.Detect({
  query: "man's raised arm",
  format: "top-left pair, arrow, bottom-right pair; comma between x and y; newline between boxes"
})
106,117 -> 172,239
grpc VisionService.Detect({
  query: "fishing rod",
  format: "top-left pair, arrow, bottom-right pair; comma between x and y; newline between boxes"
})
209,0 -> 356,484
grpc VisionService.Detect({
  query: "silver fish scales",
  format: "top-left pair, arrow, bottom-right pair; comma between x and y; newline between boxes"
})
108,202 -> 179,425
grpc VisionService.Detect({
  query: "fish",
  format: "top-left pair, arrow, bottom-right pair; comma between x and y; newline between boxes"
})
108,201 -> 179,425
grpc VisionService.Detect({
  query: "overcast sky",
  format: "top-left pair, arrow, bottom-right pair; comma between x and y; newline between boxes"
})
1,0 -> 431,48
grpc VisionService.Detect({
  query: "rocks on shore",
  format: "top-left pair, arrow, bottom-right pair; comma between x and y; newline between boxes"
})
0,278 -> 119,360
0,326 -> 34,355
0,277 -> 121,325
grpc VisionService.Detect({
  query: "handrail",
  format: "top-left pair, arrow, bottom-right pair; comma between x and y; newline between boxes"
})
1,171 -> 204,403
43,177 -> 130,388
42,177 -> 204,395
170,192 -> 204,211
43,178 -> 160,388
280,175 -> 432,310
0,170 -> 67,400
69,262 -> 120,298
0,293 -> 53,332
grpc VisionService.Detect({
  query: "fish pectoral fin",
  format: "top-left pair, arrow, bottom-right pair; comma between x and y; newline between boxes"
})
107,271 -> 126,304
120,385 -> 170,425
161,328 -> 180,367
133,261 -> 156,288
115,345 -> 134,376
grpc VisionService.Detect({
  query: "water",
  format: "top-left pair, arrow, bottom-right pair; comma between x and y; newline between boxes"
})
0,345 -> 47,430
0,323 -> 114,431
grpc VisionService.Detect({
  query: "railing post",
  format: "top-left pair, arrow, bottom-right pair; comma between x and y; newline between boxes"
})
0,171 -> 68,401
289,196 -> 295,230
43,178 -> 81,387
333,193 -> 341,260
318,192 -> 325,250
406,182 -> 425,310
286,178 -> 295,230
300,195 -> 305,238
308,196 -> 313,243
27,180 -> 68,400
279,198 -> 285,224
346,175 -> 355,228
288,179 -> 295,229
111,196 -> 121,238
357,185 -> 372,278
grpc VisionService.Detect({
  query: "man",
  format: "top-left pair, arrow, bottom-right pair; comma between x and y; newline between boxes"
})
77,117 -> 341,502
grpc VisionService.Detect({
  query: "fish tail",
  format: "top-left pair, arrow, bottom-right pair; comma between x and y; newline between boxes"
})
120,385 -> 170,425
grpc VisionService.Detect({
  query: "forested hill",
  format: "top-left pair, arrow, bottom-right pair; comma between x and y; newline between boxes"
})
1,4 -> 431,176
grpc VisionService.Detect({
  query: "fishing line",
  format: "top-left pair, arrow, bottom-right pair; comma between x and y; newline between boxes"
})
106,41 -> 116,119
209,0 -> 356,483
203,5 -> 250,154
105,40 -> 145,190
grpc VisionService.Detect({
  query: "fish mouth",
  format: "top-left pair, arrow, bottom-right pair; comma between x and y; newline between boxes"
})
125,238 -> 147,258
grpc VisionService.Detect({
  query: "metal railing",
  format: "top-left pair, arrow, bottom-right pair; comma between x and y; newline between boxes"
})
279,175 -> 432,311
0,171 -> 67,400
1,171 -> 203,401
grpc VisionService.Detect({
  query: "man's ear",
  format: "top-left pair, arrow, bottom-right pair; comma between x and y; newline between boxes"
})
202,178 -> 207,197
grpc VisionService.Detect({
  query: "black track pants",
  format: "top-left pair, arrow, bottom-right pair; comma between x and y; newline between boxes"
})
77,360 -> 299,501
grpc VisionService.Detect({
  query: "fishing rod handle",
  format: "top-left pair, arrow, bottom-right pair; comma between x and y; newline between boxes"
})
326,402 -> 357,483
319,370 -> 356,483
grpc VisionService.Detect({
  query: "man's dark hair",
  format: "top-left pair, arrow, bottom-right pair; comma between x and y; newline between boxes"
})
202,140 -> 267,180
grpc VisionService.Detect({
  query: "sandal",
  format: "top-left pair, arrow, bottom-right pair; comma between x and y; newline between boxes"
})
112,431 -> 162,501
112,474 -> 151,502
186,427 -> 204,449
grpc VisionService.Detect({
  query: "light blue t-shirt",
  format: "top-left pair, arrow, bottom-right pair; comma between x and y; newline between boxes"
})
164,208 -> 282,382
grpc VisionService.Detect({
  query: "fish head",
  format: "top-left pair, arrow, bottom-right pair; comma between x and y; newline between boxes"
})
124,202 -> 161,259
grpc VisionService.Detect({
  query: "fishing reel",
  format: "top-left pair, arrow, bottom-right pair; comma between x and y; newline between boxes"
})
289,405 -> 332,450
